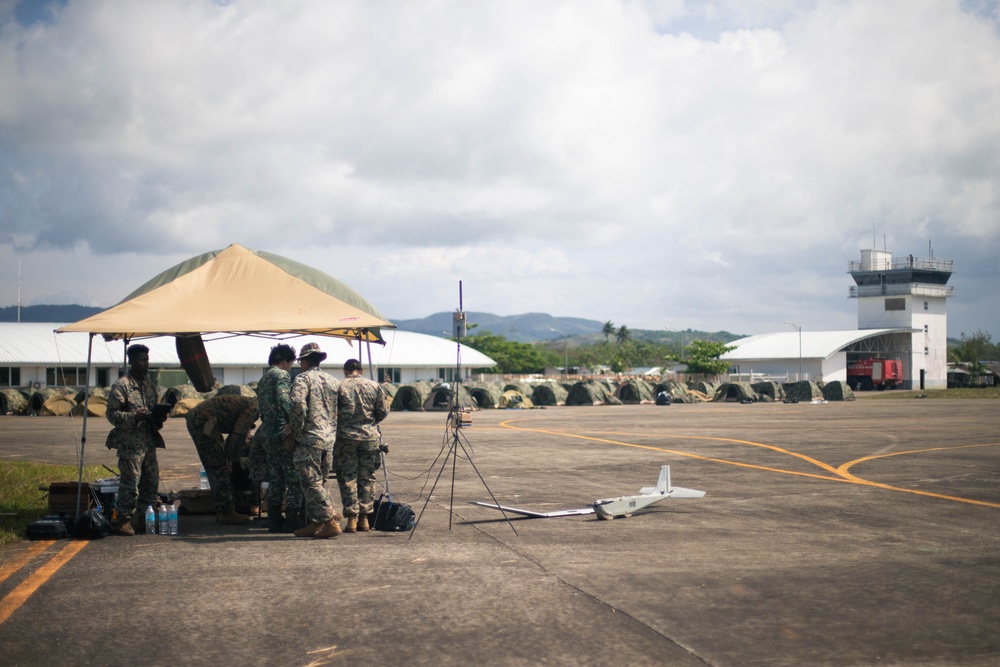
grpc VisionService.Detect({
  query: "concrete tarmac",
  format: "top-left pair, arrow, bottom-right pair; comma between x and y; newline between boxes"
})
0,398 -> 998,666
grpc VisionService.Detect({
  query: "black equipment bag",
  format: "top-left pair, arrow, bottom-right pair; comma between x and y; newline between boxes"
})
371,444 -> 415,532
372,494 -> 415,532
73,508 -> 112,539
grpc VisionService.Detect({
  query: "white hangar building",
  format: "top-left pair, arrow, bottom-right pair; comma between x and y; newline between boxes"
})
0,323 -> 496,390
722,248 -> 954,390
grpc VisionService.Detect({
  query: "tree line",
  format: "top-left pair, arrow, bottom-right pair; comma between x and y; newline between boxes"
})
461,320 -> 733,375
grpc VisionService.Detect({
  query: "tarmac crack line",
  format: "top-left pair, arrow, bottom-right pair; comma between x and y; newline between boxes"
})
0,539 -> 88,625
457,510 -> 717,667
498,419 -> 1000,509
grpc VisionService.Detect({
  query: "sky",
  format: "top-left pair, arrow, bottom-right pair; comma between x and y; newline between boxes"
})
1,0 -> 998,340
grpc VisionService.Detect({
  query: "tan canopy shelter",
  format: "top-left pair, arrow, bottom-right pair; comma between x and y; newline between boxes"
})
57,243 -> 393,342
55,243 -> 396,517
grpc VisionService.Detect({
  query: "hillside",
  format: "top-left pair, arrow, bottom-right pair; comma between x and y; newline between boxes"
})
3,304 -> 743,345
390,311 -> 743,345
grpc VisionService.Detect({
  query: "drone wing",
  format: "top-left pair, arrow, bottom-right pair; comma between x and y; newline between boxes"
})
471,502 -> 596,518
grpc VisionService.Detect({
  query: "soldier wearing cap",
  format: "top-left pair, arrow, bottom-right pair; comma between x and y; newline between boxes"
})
334,358 -> 391,533
106,343 -> 165,536
287,342 -> 343,538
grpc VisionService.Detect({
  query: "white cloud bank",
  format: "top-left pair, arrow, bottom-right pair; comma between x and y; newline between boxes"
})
1,0 -> 998,338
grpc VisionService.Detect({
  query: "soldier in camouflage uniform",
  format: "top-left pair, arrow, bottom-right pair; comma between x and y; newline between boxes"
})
334,358 -> 391,533
185,394 -> 259,525
106,344 -> 165,536
288,342 -> 342,539
255,343 -> 306,533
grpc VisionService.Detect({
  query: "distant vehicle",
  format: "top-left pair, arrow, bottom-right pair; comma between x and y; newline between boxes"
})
847,358 -> 904,391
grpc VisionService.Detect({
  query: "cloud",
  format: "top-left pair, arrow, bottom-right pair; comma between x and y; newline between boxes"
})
1,0 -> 998,338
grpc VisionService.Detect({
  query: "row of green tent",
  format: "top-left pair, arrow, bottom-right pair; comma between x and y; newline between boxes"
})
0,377 -> 854,417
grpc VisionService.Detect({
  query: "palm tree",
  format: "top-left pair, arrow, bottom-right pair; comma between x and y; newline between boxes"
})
602,321 -> 615,343
616,325 -> 631,344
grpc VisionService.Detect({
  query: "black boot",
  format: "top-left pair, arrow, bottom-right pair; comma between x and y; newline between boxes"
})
267,510 -> 284,533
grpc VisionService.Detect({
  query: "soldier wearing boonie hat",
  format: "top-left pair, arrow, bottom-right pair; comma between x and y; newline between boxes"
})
297,342 -> 327,363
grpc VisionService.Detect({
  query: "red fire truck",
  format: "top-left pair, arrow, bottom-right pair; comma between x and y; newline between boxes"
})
847,358 -> 904,391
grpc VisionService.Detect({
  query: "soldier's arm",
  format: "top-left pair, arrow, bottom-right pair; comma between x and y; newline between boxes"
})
106,382 -> 142,429
276,372 -> 292,424
373,385 -> 391,424
288,377 -> 307,439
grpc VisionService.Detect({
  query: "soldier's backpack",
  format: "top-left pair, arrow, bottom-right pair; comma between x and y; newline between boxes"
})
372,494 -> 415,532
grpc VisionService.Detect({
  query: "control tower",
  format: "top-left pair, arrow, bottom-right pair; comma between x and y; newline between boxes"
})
848,249 -> 954,389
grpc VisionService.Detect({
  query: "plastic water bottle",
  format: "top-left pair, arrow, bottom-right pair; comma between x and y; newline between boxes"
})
145,505 -> 156,534
158,503 -> 169,535
199,467 -> 209,490
168,502 -> 178,535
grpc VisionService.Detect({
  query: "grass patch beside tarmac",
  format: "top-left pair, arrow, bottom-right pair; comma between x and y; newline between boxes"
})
860,386 -> 1000,399
0,461 -> 106,546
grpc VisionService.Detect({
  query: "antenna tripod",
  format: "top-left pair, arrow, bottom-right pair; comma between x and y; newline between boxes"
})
409,282 -> 517,538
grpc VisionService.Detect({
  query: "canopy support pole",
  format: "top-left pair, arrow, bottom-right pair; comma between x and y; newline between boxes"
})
75,334 -> 94,519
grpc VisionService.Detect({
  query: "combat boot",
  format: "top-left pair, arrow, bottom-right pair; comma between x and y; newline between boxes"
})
217,510 -> 251,525
313,518 -> 343,539
117,517 -> 134,536
294,521 -> 321,537
357,513 -> 370,532
345,515 -> 357,533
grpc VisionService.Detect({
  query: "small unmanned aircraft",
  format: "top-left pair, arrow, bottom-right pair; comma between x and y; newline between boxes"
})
472,465 -> 705,520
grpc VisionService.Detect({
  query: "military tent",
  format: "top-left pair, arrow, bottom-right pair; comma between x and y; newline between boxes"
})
423,384 -> 476,411
784,381 -> 824,402
654,380 -> 695,404
713,383 -> 759,403
497,390 -> 534,409
751,381 -> 785,401
821,381 -> 855,401
532,382 -> 568,406
0,388 -> 29,415
71,394 -> 107,417
39,394 -> 75,416
615,379 -> 656,404
566,380 -> 623,406
392,381 -> 434,412
465,382 -> 504,409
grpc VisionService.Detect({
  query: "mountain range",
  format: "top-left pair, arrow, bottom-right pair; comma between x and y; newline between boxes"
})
2,305 -> 742,344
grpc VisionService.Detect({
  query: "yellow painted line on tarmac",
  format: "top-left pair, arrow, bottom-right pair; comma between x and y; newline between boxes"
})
0,541 -> 55,585
0,539 -> 89,625
498,418 -> 1000,509
837,442 -> 1000,509
499,419 -> 846,482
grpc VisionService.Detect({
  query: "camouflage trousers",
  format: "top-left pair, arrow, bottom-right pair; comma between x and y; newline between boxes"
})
115,445 -> 159,521
293,445 -> 336,523
187,422 -> 235,514
248,429 -> 268,485
333,439 -> 379,517
261,432 -> 304,515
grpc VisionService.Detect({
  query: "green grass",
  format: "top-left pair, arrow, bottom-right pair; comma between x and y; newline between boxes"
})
0,461 -> 106,547
859,386 -> 1000,399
